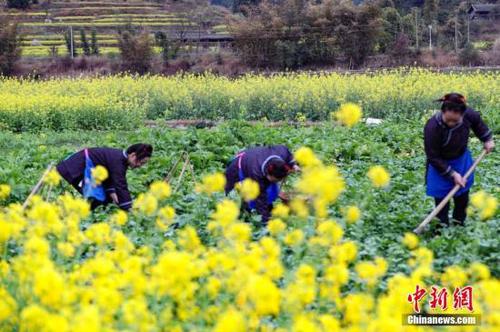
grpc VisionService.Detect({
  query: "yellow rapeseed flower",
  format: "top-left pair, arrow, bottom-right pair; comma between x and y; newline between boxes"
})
355,257 -> 387,286
196,173 -> 226,195
284,229 -> 304,247
316,220 -> 343,245
0,184 -> 11,200
111,210 -> 128,226
91,165 -> 108,185
334,103 -> 362,128
471,190 -> 498,220
214,308 -> 246,332
156,206 -> 176,231
85,222 -> 112,246
292,314 -> 320,332
469,262 -> 490,280
44,169 -> 61,186
294,147 -> 322,168
236,178 -> 259,201
441,265 -> 468,288
241,275 -> 281,316
272,203 -> 290,218
296,165 -> 345,204
0,287 -> 17,322
402,232 -> 419,250
367,165 -> 390,188
57,242 -> 75,258
344,205 -> 361,223
223,222 -> 251,243
33,266 -> 65,308
268,218 -> 286,236
149,181 -> 172,200
135,193 -> 158,216
290,198 -> 309,218
211,199 -> 239,227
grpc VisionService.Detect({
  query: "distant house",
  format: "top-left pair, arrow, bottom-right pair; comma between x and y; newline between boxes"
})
467,4 -> 499,20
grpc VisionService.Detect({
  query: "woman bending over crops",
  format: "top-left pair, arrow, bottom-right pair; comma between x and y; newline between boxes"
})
56,143 -> 153,211
424,93 -> 494,229
225,145 -> 300,226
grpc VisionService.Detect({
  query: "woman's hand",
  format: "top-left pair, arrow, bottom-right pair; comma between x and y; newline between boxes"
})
110,193 -> 119,204
278,191 -> 290,204
484,140 -> 495,154
451,172 -> 466,188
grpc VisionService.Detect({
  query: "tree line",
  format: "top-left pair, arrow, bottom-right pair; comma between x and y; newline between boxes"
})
228,0 -> 497,68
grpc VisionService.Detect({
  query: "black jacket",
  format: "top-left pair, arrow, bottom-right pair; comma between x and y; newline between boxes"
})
56,147 -> 133,210
225,145 -> 296,223
424,109 -> 492,177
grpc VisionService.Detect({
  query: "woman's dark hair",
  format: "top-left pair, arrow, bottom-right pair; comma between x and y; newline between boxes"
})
127,143 -> 153,161
266,159 -> 291,180
436,93 -> 467,113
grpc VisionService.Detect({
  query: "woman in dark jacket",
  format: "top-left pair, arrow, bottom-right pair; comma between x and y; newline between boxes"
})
225,145 -> 299,226
56,143 -> 153,210
424,93 -> 494,228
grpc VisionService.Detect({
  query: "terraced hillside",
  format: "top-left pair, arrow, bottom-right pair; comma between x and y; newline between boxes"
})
1,0 -> 231,57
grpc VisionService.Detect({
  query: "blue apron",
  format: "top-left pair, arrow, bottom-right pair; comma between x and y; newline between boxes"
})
83,149 -> 106,202
235,152 -> 279,209
426,150 -> 474,198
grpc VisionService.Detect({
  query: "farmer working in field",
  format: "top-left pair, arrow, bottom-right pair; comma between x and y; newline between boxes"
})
225,145 -> 300,226
424,93 -> 494,230
56,144 -> 153,211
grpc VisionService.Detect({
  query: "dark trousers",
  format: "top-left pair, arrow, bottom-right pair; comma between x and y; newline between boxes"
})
434,190 -> 469,226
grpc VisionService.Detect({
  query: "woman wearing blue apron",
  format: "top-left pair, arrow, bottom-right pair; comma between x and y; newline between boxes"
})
224,145 -> 299,226
56,143 -> 153,211
424,93 -> 494,229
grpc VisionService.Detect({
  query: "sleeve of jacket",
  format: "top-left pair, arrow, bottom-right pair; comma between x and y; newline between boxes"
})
424,123 -> 453,177
107,163 -> 133,210
102,177 -> 116,195
254,183 -> 272,225
224,161 -> 239,195
468,109 -> 493,142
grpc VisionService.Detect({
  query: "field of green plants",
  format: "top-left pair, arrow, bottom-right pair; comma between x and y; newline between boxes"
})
0,70 -> 498,331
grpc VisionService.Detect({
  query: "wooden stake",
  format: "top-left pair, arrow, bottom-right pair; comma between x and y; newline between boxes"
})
22,163 -> 54,210
164,152 -> 196,190
414,150 -> 487,234
164,154 -> 185,183
174,157 -> 189,193
184,153 -> 196,182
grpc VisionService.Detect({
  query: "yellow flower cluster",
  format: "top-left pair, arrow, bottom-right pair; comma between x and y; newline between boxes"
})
344,205 -> 361,224
156,206 -> 176,231
91,165 -> 109,185
3,69 -> 496,130
0,145 -> 498,331
196,173 -> 226,195
367,165 -> 391,188
402,232 -> 419,250
149,181 -> 172,200
470,190 -> 498,220
292,148 -> 347,219
44,169 -> 61,186
355,257 -> 388,287
111,210 -> 128,226
0,184 -> 11,200
135,193 -> 158,216
334,103 -> 362,128
235,178 -> 260,201
294,147 -> 322,168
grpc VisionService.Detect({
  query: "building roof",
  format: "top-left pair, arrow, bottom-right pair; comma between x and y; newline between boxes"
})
468,4 -> 498,14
